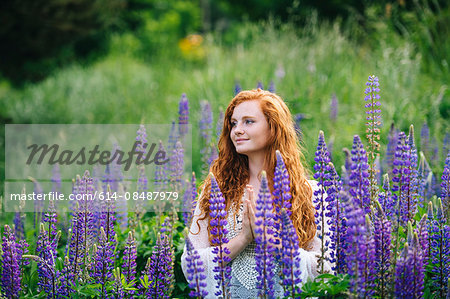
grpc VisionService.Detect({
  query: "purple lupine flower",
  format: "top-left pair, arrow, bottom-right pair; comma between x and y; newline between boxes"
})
91,227 -> 115,298
178,93 -> 189,138
1,225 -> 22,298
184,236 -> 208,298
155,141 -> 168,192
36,223 -> 57,296
234,81 -> 242,95
313,132 -> 333,273
57,256 -> 76,297
79,171 -> 96,276
42,199 -> 57,243
112,267 -> 125,299
378,174 -> 395,220
382,123 -> 398,178
169,141 -> 184,192
348,135 -> 370,214
330,93 -> 338,123
256,81 -> 264,89
216,108 -> 224,138
123,231 -> 137,292
395,129 -> 419,224
275,64 -> 285,80
254,171 -> 277,298
441,151 -> 450,221
13,211 -> 25,241
372,200 -> 392,298
279,209 -> 302,298
415,214 -> 429,261
394,125 -> 420,227
394,231 -> 425,298
418,151 -> 437,202
428,199 -> 450,297
293,113 -> 306,138
142,233 -> 173,298
327,162 -> 347,274
273,150 -> 292,253
344,199 -> 376,297
200,100 -> 213,175
51,164 -> 61,194
364,76 -> 381,202
268,80 -> 275,93
209,173 -> 231,298
183,173 -> 197,227
391,131 -> 412,272
110,143 -> 124,192
67,205 -> 85,279
421,122 -> 430,156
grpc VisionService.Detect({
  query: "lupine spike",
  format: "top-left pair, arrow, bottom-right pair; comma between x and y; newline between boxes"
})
209,173 -> 231,298
279,209 -> 302,298
312,131 -> 332,273
372,199 -> 391,298
427,198 -> 450,297
348,135 -> 371,214
330,93 -> 338,123
185,236 -> 208,298
364,75 -> 381,204
1,225 -> 22,298
178,93 -> 189,138
254,171 -> 277,298
441,151 -> 450,222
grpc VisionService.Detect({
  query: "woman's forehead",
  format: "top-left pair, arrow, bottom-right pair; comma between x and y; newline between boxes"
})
231,100 -> 264,118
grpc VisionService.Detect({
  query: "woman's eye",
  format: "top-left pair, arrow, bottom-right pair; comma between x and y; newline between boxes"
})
245,119 -> 254,124
231,121 -> 237,127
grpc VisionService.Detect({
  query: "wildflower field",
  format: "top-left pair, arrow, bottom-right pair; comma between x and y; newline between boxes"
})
0,2 -> 449,298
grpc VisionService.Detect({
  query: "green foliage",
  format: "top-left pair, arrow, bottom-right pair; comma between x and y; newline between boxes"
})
0,0 -> 125,85
301,273 -> 350,298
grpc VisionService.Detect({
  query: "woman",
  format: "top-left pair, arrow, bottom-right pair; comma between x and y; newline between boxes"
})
181,89 -> 331,298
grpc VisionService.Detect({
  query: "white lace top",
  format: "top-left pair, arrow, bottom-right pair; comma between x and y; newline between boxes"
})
181,180 -> 332,298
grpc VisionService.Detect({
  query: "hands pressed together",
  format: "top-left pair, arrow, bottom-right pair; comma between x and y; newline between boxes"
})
241,184 -> 282,250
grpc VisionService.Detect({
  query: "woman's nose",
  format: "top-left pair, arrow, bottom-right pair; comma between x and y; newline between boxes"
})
234,123 -> 244,135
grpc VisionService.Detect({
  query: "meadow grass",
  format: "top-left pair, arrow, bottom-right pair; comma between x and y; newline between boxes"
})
1,19 -> 448,187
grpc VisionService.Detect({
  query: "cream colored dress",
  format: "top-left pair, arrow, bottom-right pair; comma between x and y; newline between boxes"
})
181,180 -> 332,298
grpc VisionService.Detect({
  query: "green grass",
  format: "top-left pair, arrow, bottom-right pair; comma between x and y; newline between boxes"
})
1,18 -> 448,184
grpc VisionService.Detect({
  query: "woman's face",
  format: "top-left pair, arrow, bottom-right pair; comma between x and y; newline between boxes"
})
230,100 -> 270,157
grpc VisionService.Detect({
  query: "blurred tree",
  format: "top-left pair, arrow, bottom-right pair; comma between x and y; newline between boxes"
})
0,0 -> 125,85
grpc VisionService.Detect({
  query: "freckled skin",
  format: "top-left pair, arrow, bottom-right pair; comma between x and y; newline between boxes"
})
230,100 -> 270,157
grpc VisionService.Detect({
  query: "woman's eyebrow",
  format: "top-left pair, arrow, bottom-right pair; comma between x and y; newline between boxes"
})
230,115 -> 256,120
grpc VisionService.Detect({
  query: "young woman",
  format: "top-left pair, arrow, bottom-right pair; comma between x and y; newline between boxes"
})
181,89 -> 331,298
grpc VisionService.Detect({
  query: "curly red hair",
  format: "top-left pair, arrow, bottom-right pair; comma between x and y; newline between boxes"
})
195,89 -> 317,249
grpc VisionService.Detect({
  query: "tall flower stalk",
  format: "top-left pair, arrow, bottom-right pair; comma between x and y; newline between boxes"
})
178,93 -> 189,138
344,199 -> 375,297
254,171 -> 277,298
391,131 -> 411,273
364,75 -> 381,203
1,225 -> 22,298
209,173 -> 231,298
372,200 -> 392,298
427,199 -> 450,297
312,131 -> 332,273
123,231 -> 137,295
349,135 -> 370,214
184,236 -> 208,298
328,162 -> 347,274
279,209 -> 302,298
143,233 -> 173,298
441,150 -> 450,222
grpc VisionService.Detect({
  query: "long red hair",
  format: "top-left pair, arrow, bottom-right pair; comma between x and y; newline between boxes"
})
195,89 -> 316,249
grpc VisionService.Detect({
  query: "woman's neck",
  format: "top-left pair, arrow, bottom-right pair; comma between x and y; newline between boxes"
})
247,153 -> 266,183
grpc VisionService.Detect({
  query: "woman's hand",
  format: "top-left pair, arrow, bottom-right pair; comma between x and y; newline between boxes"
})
241,184 -> 257,244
